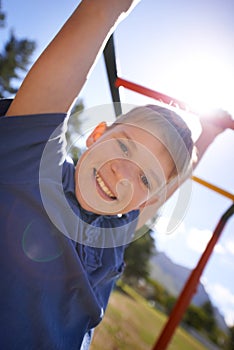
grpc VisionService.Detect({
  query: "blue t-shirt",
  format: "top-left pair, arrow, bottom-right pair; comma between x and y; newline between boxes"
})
0,99 -> 139,350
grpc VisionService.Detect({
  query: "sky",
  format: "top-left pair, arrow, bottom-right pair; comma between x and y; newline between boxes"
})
2,0 -> 234,327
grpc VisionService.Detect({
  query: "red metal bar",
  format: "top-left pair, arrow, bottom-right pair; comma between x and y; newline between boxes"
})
152,204 -> 234,350
115,77 -> 191,112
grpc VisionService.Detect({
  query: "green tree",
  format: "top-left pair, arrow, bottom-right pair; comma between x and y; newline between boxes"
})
0,4 -> 36,97
183,301 -> 227,347
183,304 -> 207,330
200,300 -> 216,333
147,278 -> 170,306
165,295 -> 177,315
0,32 -> 36,98
66,100 -> 85,163
123,228 -> 155,284
227,326 -> 234,350
0,0 -> 6,28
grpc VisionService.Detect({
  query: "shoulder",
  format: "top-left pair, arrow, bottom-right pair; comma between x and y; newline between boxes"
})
0,98 -> 12,116
0,99 -> 69,184
0,97 -> 69,148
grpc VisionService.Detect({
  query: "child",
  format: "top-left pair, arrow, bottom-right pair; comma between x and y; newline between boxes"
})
0,1 -> 233,349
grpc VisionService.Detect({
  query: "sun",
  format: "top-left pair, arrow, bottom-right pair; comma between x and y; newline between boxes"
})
165,53 -> 234,116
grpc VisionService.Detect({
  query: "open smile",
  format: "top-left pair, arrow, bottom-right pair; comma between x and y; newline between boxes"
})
94,169 -> 116,200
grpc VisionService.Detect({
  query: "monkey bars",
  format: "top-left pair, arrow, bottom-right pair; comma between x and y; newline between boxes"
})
103,36 -> 234,201
103,35 -> 234,350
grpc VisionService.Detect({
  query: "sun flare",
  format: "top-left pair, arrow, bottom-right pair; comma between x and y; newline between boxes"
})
166,53 -> 234,116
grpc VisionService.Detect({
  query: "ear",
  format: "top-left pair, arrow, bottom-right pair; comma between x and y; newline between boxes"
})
86,122 -> 107,147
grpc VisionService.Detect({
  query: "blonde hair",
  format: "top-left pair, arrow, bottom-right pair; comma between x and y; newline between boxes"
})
113,104 -> 196,181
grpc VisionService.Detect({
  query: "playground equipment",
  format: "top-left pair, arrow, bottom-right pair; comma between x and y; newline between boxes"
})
103,35 -> 234,350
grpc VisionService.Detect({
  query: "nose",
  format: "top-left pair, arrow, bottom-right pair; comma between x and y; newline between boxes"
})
110,159 -> 138,182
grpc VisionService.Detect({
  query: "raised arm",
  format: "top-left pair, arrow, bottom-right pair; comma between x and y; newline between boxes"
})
194,109 -> 234,163
6,0 -> 138,117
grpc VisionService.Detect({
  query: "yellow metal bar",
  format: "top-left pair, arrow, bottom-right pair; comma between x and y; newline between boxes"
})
192,176 -> 234,201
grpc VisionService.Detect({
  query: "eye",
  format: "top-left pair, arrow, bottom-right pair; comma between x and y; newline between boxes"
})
141,174 -> 150,189
117,139 -> 129,156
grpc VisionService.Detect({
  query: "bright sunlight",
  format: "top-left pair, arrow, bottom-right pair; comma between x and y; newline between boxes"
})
165,53 -> 234,116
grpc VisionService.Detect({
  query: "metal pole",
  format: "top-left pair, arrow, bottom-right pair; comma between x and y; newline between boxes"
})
152,204 -> 234,350
192,176 -> 234,201
103,35 -> 122,117
115,77 -> 190,112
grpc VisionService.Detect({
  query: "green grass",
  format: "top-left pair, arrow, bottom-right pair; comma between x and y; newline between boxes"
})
90,284 -> 208,350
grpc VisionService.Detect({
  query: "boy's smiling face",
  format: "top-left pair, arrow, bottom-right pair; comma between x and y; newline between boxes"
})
75,122 -> 175,215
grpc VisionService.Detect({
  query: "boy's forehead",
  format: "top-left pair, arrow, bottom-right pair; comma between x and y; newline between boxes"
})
113,121 -> 163,147
114,120 -> 154,135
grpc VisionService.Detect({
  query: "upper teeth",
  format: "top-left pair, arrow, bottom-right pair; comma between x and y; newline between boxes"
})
96,172 -> 115,199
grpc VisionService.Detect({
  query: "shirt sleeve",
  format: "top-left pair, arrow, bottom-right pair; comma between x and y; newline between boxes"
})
0,100 -> 68,184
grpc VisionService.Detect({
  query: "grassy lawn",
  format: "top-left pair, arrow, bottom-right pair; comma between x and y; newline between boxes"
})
90,285 -> 208,350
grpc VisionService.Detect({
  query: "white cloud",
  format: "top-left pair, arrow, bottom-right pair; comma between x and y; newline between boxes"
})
225,240 -> 234,255
186,227 -> 226,255
187,228 -> 212,253
201,276 -> 208,285
206,283 -> 234,326
225,311 -> 234,327
214,243 -> 226,254
154,216 -> 185,236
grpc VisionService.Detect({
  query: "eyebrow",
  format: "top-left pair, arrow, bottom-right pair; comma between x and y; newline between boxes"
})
121,130 -> 137,150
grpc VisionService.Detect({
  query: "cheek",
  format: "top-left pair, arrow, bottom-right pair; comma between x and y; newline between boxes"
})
164,159 -> 176,181
130,183 -> 149,208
